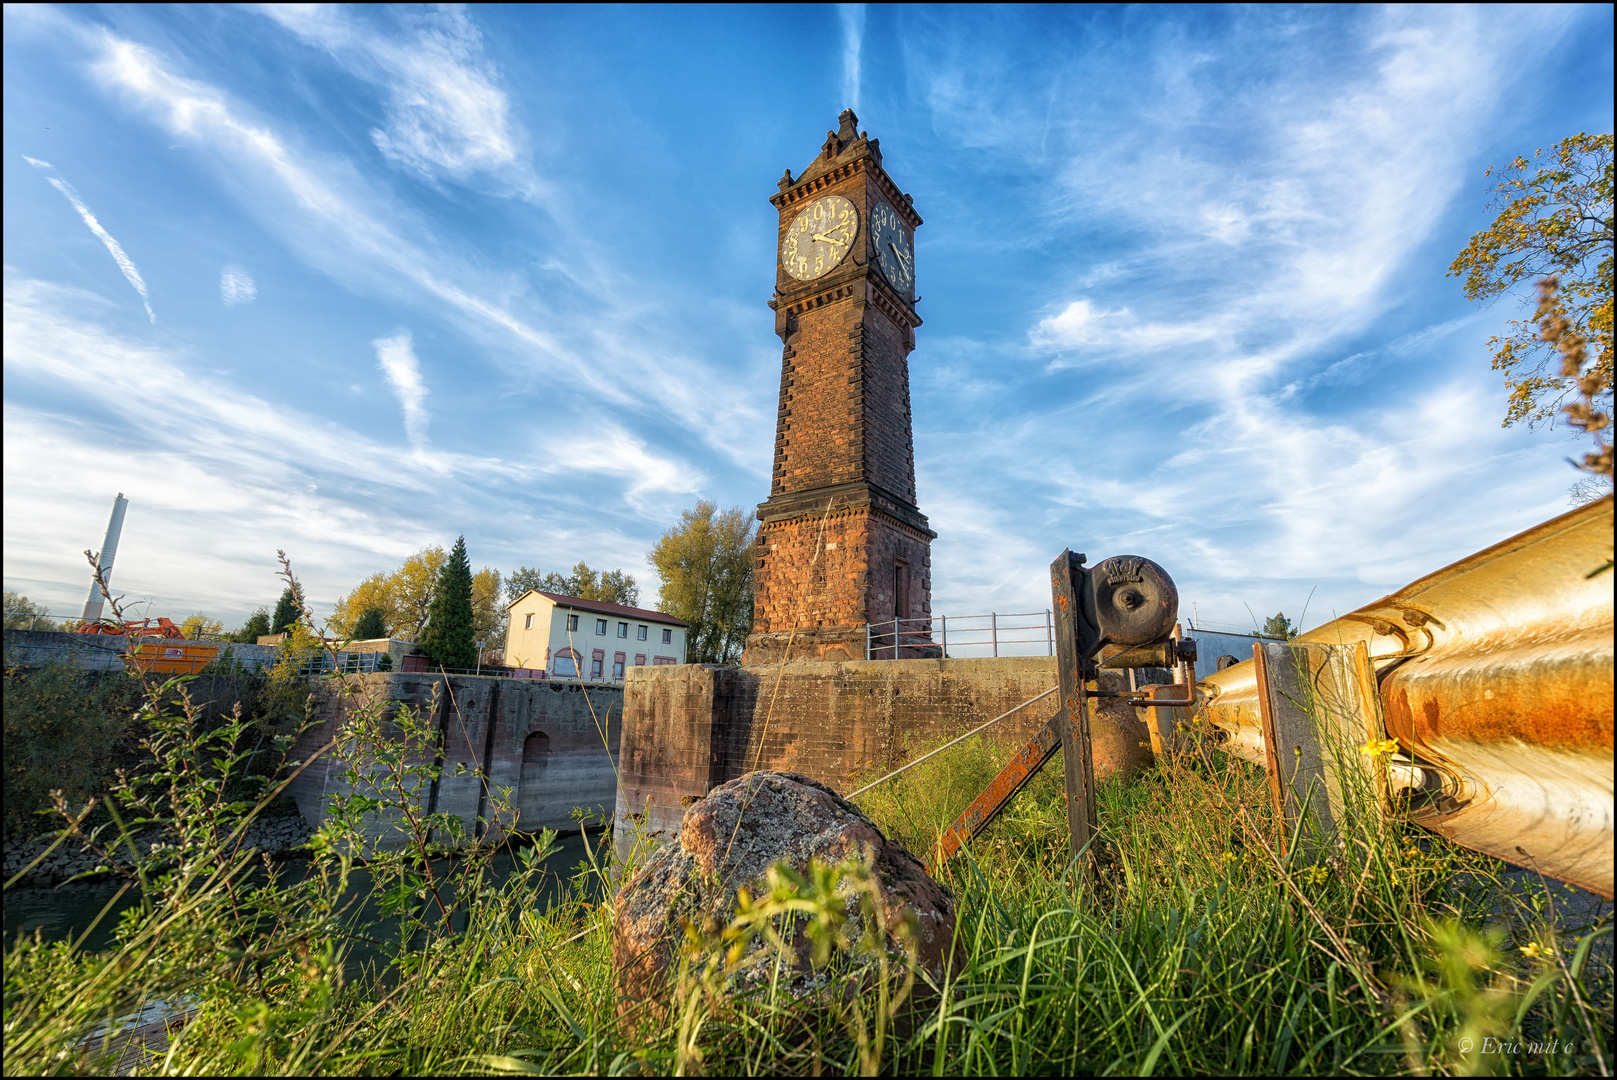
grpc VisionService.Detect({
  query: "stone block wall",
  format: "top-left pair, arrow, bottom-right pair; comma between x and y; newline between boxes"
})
614,657 -> 1066,855
2,628 -> 281,672
290,673 -> 621,849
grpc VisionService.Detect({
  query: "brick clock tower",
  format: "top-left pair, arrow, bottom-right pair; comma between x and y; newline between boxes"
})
743,109 -> 936,665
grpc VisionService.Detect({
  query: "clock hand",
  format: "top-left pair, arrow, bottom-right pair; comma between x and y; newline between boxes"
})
811,232 -> 848,245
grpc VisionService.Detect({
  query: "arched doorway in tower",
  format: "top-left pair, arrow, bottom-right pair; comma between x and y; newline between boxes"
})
517,730 -> 551,830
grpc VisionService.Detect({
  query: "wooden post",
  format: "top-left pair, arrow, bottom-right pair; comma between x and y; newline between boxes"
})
1050,550 -> 1100,878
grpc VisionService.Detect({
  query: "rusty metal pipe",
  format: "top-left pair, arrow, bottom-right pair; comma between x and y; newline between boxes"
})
1193,497 -> 1614,897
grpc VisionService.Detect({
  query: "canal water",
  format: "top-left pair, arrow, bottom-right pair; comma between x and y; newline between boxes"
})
3,829 -> 605,970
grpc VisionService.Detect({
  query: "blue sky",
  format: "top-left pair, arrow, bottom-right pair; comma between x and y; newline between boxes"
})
4,3 -> 1612,634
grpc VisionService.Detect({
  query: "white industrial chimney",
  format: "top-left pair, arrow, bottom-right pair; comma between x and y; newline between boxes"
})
81,493 -> 129,623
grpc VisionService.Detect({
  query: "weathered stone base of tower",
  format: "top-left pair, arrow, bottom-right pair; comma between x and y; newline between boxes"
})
744,492 -> 938,665
741,625 -> 869,664
612,657 -> 1154,863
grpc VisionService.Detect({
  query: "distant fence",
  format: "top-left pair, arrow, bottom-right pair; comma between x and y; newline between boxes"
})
864,613 -> 1274,673
866,611 -> 1054,660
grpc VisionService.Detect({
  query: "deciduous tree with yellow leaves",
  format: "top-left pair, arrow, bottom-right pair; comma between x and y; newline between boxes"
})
648,501 -> 755,664
332,545 -> 503,645
1449,132 -> 1613,432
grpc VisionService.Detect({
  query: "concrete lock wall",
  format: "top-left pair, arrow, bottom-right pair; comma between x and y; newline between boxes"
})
289,673 -> 622,849
2,628 -> 283,672
613,656 -> 1069,855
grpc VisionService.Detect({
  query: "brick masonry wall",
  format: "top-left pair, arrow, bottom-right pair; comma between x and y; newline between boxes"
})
291,673 -> 621,849
614,657 -> 1071,858
750,141 -> 933,653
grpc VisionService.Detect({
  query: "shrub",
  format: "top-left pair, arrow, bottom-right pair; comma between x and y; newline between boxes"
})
1,665 -> 143,835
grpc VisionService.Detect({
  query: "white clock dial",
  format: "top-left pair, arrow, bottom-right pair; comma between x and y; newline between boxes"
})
781,196 -> 859,282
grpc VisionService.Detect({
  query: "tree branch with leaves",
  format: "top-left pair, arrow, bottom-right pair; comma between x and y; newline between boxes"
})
1449,132 -> 1613,430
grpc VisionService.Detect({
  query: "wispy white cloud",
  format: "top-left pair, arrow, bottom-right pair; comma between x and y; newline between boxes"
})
1031,298 -> 1223,355
903,6 -> 1584,624
839,4 -> 865,113
536,423 -> 705,513
2,276 -> 704,617
220,265 -> 256,305
1,275 -> 498,619
372,330 -> 430,450
23,155 -> 155,322
83,27 -> 765,465
260,4 -> 533,192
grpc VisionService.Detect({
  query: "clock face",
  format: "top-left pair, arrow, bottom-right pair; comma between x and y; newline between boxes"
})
781,196 -> 859,281
871,201 -> 914,296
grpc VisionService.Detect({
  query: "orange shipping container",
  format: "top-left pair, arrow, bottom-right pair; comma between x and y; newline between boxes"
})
124,640 -> 219,675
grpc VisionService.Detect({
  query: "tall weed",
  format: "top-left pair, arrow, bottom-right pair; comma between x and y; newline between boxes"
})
3,566 -> 1611,1075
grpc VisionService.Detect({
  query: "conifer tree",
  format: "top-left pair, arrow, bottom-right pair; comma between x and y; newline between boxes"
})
419,536 -> 476,670
234,609 -> 271,644
270,588 -> 300,636
352,607 -> 387,640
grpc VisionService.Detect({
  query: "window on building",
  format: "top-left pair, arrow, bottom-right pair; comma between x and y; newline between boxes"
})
661,628 -> 672,644
596,619 -> 607,635
523,613 -> 534,630
617,622 -> 628,638
552,650 -> 579,678
590,650 -> 604,679
612,652 -> 626,679
654,656 -> 675,666
567,614 -> 579,632
637,624 -> 647,640
634,654 -> 646,666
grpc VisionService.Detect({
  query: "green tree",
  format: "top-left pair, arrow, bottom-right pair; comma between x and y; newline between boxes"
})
233,608 -> 271,643
1260,612 -> 1297,640
1449,132 -> 1613,429
505,562 -> 639,606
2,592 -> 62,632
270,588 -> 300,636
352,607 -> 388,640
504,565 -> 551,602
419,536 -> 476,670
648,500 -> 755,664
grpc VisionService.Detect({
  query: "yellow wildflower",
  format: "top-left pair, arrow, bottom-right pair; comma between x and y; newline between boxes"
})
1360,738 -> 1400,757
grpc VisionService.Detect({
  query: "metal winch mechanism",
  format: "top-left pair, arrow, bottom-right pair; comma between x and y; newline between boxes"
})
1081,554 -> 1198,698
930,550 -> 1198,877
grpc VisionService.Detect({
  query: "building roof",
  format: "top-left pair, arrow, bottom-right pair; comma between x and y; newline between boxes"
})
505,588 -> 690,627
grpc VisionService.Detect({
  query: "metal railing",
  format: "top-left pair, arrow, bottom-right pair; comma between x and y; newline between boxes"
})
866,610 -> 1054,660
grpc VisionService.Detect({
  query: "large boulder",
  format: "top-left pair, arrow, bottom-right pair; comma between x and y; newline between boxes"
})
612,771 -> 956,1017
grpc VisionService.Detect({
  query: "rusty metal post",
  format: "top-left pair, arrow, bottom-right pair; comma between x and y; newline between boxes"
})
1254,640 -> 1385,863
1051,550 -> 1101,876
929,713 -> 1063,871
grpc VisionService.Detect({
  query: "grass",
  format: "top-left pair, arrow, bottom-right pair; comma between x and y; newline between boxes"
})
3,603 -> 1611,1075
